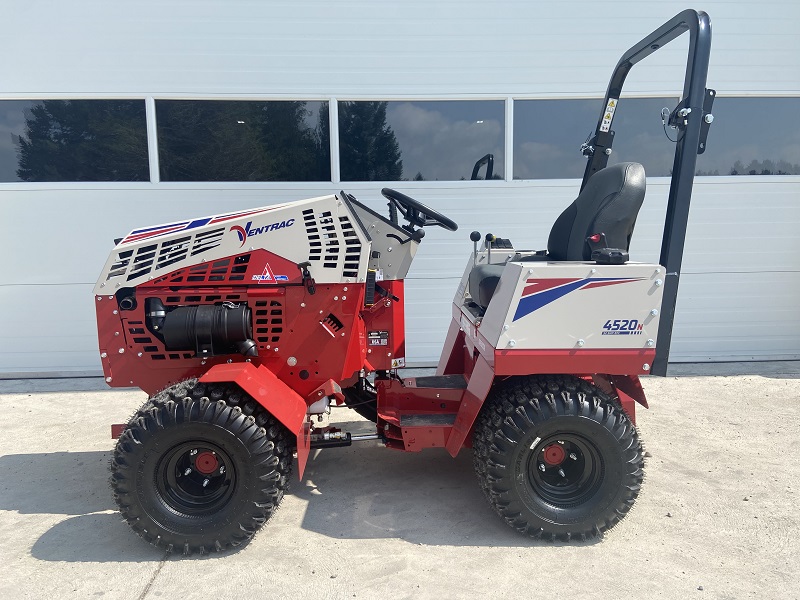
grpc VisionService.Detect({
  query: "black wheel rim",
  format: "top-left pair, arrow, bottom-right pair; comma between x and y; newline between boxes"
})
156,441 -> 236,516
527,434 -> 604,508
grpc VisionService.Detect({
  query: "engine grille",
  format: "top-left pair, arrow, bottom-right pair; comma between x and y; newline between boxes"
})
106,227 -> 225,284
303,208 -> 361,279
148,254 -> 251,286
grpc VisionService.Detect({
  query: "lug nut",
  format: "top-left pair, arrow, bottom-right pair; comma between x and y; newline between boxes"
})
184,468 -> 192,476
202,479 -> 209,488
539,463 -> 546,472
569,453 -> 577,461
558,468 -> 566,478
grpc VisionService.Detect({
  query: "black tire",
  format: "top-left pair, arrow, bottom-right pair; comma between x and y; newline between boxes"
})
473,374 -> 643,541
110,379 -> 293,555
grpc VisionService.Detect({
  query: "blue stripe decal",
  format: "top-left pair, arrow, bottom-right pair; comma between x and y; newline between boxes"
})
513,279 -> 589,322
130,221 -> 190,235
185,218 -> 212,230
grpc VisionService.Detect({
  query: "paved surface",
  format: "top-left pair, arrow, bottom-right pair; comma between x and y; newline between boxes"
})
1,362 -> 799,599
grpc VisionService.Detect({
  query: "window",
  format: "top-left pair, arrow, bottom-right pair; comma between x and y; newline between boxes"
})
338,101 -> 504,181
514,97 -> 679,179
0,100 -> 148,182
156,100 -> 330,182
696,97 -> 800,176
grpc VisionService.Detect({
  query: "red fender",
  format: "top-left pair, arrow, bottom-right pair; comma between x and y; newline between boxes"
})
593,374 -> 649,425
200,363 -> 312,478
445,354 -> 495,457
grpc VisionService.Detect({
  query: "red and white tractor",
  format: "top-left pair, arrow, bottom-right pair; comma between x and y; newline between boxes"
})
97,10 -> 714,553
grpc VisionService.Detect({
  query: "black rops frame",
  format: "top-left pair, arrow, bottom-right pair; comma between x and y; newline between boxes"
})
579,9 -> 714,377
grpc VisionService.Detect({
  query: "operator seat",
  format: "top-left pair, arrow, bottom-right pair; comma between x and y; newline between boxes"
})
469,162 -> 646,310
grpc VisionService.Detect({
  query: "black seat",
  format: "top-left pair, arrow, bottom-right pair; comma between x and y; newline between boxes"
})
468,162 -> 646,309
547,162 -> 646,260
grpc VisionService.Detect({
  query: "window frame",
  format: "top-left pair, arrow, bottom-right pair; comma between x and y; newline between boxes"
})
1,93 -> 798,189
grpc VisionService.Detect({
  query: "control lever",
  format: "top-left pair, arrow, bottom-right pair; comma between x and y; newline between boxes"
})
485,233 -> 495,264
470,231 -> 481,266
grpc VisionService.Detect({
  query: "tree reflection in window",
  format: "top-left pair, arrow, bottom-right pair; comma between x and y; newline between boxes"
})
696,97 -> 800,176
338,101 -> 403,181
339,100 -> 504,181
5,100 -> 149,182
156,100 -> 330,182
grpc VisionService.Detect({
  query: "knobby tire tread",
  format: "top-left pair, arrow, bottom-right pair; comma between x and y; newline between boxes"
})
472,374 -> 644,542
110,378 -> 293,555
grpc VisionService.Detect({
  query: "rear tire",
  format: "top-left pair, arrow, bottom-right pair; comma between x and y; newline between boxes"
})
473,375 -> 643,541
110,380 -> 292,555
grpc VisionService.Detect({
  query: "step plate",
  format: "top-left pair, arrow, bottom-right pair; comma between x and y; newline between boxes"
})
405,375 -> 467,389
400,413 -> 457,427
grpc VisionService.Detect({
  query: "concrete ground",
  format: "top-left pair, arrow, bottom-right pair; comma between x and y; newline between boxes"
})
1,362 -> 799,600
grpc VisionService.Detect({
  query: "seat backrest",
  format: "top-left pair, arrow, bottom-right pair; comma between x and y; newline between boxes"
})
547,162 -> 646,261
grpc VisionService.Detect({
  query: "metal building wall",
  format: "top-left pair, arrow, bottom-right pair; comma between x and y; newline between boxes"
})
1,1 -> 799,375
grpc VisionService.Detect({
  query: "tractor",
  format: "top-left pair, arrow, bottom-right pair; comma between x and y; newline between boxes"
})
96,10 -> 714,553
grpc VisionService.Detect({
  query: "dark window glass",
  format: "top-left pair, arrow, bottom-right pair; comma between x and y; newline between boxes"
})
0,100 -> 148,182
339,101 -> 504,181
514,97 -> 679,179
156,100 -> 330,181
696,97 -> 800,175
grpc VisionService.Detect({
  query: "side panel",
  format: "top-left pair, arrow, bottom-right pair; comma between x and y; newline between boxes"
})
479,262 -> 664,352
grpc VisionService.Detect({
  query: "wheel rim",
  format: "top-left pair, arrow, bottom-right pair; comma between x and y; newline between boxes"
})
156,441 -> 236,516
527,434 -> 604,508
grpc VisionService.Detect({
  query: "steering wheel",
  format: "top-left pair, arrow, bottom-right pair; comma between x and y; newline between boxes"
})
381,188 -> 458,232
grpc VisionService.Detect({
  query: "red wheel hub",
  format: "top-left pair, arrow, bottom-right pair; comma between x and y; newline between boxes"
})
194,451 -> 219,475
542,443 -> 566,466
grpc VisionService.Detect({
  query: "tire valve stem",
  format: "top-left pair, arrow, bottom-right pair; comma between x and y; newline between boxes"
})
558,468 -> 566,478
184,468 -> 192,476
202,478 -> 210,488
538,463 -> 546,472
569,453 -> 577,461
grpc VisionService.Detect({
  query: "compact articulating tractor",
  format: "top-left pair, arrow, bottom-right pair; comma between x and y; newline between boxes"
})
96,10 -> 714,553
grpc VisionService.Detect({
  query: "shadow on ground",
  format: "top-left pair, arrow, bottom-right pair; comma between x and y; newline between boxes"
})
2,439 -> 592,562
294,440 -> 594,548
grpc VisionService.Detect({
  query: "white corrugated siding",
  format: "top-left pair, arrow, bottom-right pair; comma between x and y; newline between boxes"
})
1,0 -> 799,375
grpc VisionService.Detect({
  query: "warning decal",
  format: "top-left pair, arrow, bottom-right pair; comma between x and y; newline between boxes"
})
600,98 -> 618,133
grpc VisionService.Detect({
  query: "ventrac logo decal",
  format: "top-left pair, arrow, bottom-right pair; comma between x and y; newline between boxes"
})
230,218 -> 295,248
513,277 -> 644,322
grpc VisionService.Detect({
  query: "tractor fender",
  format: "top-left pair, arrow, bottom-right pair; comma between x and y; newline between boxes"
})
445,355 -> 495,457
200,363 -> 312,478
592,373 -> 649,425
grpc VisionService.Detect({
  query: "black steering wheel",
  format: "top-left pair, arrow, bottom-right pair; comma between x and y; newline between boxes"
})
381,188 -> 458,232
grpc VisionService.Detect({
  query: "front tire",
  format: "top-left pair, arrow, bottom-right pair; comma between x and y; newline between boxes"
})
473,375 -> 643,541
110,380 -> 292,555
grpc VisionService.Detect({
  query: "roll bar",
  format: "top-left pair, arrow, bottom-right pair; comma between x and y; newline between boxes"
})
580,9 -> 714,377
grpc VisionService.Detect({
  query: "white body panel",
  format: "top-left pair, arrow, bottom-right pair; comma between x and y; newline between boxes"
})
455,257 -> 663,354
93,194 -> 421,295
